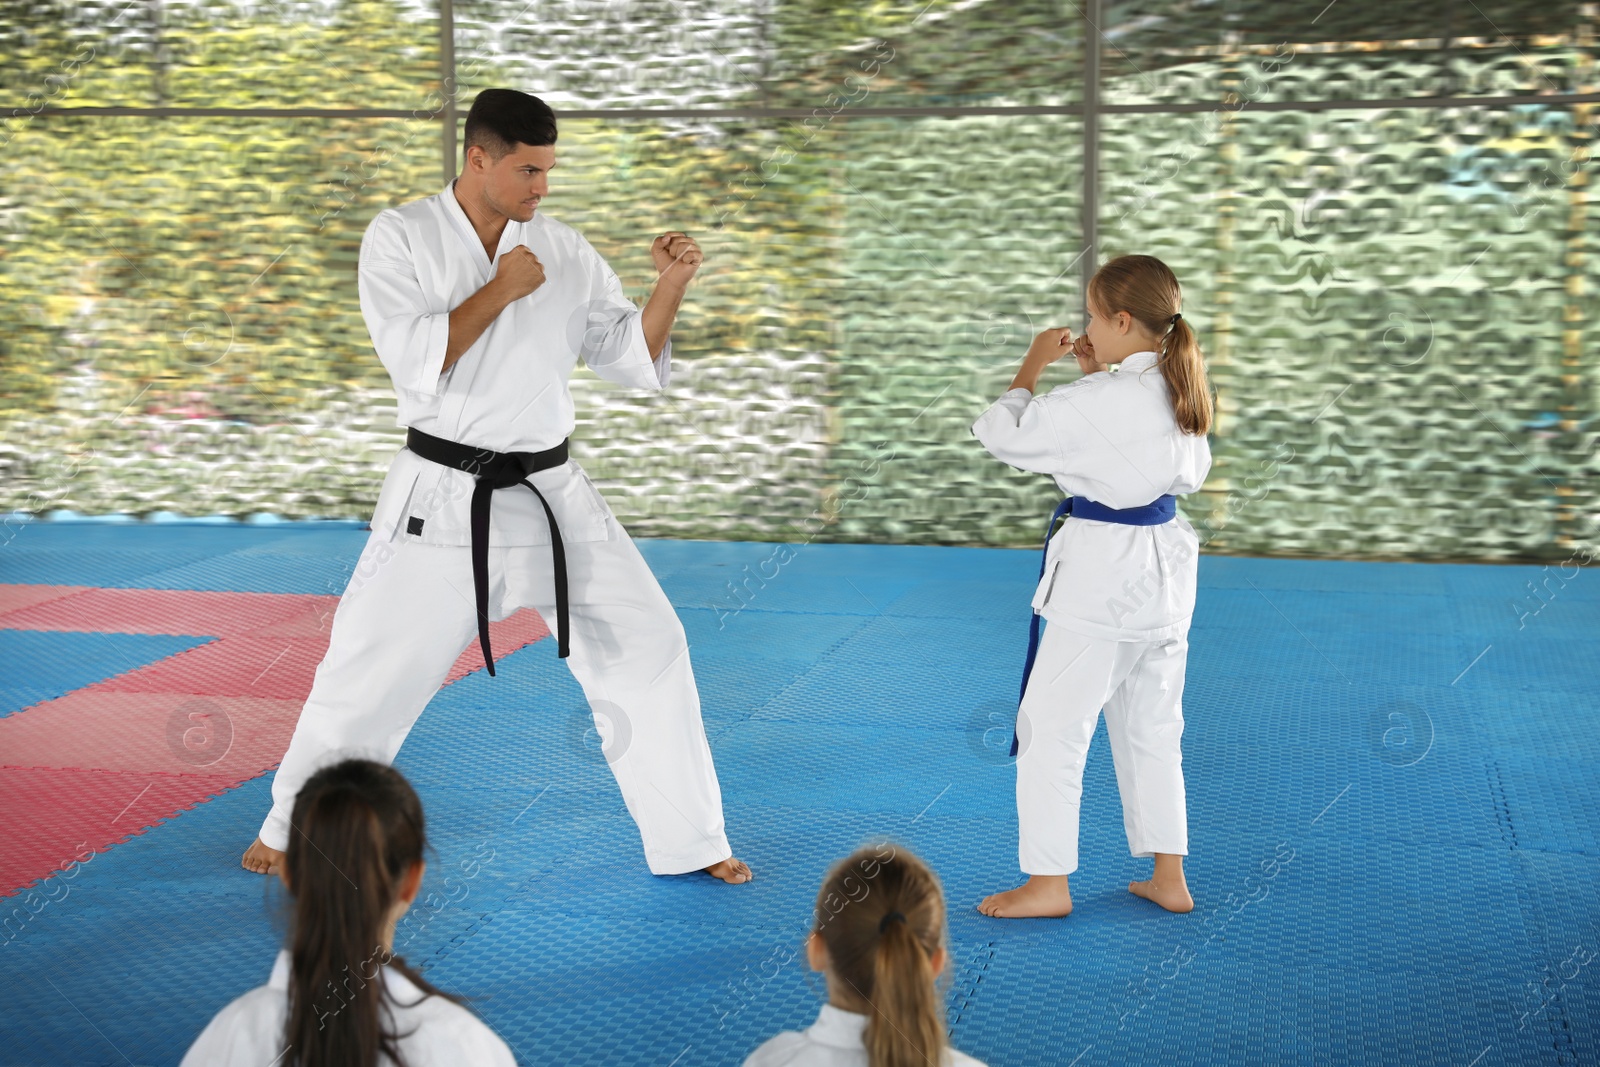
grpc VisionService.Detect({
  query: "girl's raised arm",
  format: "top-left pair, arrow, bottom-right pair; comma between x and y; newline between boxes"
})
971,388 -> 1064,474
971,327 -> 1086,474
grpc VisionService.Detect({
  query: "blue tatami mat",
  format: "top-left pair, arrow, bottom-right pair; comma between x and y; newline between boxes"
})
1,526 -> 1596,1066
0,630 -> 214,717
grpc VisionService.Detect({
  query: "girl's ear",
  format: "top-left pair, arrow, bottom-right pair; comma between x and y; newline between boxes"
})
806,931 -> 828,972
399,860 -> 426,905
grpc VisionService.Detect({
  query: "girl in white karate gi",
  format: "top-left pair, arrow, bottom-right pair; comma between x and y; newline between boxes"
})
744,842 -> 987,1067
185,759 -> 515,1067
972,254 -> 1213,920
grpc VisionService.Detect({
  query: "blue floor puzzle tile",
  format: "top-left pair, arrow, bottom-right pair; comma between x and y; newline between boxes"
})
1,525 -> 1595,1066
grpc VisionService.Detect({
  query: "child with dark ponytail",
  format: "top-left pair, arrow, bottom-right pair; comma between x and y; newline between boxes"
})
744,843 -> 986,1067
183,759 -> 515,1066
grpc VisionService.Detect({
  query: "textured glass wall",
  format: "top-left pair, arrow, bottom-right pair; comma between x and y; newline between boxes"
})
0,0 -> 444,521
1100,0 -> 1583,106
452,0 -> 1085,109
2,0 -> 1595,562
0,112 -> 440,518
0,0 -> 440,109
824,113 -> 1084,546
538,116 -> 838,543
1102,103 -> 1591,560
538,111 -> 1083,548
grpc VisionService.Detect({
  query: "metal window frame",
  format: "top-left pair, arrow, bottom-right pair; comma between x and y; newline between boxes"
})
1081,0 -> 1102,319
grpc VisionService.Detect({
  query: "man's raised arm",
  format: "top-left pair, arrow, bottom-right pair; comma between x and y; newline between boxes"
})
443,245 -> 546,372
640,231 -> 703,360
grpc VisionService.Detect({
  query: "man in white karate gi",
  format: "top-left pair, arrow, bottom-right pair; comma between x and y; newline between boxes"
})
242,88 -> 751,884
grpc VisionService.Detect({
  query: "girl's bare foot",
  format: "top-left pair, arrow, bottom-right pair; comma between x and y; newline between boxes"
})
1128,852 -> 1193,912
976,874 -> 1071,918
241,837 -> 284,875
703,856 -> 753,884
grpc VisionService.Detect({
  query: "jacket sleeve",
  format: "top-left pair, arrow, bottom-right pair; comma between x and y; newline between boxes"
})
971,387 -> 1066,474
575,238 -> 670,391
358,210 -> 451,400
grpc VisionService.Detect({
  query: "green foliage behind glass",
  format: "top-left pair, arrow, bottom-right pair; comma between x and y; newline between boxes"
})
1,0 -> 1593,562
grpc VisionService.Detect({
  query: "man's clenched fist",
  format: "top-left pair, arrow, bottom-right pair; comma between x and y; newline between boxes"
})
652,232 -> 703,286
495,245 -> 546,300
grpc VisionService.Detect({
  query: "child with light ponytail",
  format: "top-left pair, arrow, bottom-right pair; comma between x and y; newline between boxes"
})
744,843 -> 987,1067
182,759 -> 515,1066
972,253 -> 1213,920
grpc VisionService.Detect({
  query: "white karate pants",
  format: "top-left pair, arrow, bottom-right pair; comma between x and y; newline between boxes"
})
256,522 -> 732,876
1015,619 -> 1190,875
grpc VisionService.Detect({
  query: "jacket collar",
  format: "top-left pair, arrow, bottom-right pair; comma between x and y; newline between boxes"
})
440,179 -> 539,273
269,947 -> 423,1002
1109,349 -> 1159,375
806,1002 -> 870,1049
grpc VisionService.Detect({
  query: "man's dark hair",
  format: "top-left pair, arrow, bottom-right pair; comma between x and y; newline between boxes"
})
462,88 -> 557,162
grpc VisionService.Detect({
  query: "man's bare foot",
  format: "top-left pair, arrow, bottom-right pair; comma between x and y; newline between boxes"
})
242,837 -> 284,876
976,874 -> 1071,918
1129,853 -> 1193,912
703,856 -> 753,884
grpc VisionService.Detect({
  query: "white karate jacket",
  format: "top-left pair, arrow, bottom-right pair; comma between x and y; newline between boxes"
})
358,180 -> 672,547
180,948 -> 516,1066
972,350 -> 1213,642
743,1002 -> 988,1066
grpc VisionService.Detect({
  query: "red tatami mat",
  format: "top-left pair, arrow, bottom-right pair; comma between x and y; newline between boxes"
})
0,583 -> 89,617
0,584 -> 551,895
0,765 -> 240,891
0,585 -> 325,638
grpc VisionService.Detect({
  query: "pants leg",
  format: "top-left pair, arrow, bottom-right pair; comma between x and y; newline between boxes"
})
257,533 -> 479,851
1100,636 -> 1190,860
499,522 -> 731,876
1015,622 -> 1138,876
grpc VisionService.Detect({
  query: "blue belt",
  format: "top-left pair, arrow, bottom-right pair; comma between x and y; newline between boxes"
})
1010,494 -> 1177,757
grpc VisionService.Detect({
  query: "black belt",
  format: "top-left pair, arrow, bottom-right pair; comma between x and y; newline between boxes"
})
404,427 -> 572,672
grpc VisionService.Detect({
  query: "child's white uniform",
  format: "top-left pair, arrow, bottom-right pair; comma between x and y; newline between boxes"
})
180,948 -> 516,1066
743,1002 -> 988,1066
971,350 -> 1211,875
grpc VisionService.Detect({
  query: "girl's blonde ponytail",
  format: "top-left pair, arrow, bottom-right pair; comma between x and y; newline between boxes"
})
1089,255 -> 1214,436
1159,313 -> 1213,436
865,911 -> 946,1067
811,845 -> 951,1067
